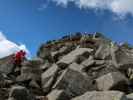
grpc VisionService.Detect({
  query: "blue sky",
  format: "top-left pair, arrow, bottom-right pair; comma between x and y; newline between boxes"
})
0,0 -> 133,58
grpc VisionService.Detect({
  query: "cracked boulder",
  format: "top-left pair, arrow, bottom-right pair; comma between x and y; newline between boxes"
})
41,64 -> 60,94
53,68 -> 94,97
57,48 -> 93,68
95,72 -> 129,92
8,86 -> 35,100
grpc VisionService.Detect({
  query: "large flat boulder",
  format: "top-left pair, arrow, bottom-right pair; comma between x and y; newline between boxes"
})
95,72 -> 129,92
51,44 -> 75,62
94,60 -> 105,66
53,68 -> 93,97
57,48 -> 93,67
69,63 -> 85,73
72,91 -> 127,100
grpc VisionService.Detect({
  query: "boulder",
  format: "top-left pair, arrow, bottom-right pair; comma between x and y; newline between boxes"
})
92,64 -> 118,78
51,44 -> 75,62
16,66 -> 42,83
81,56 -> 95,71
95,43 -> 111,60
57,48 -> 93,66
50,42 -> 75,62
114,47 -> 133,70
95,72 -> 129,92
110,42 -> 119,68
94,60 -> 105,66
53,68 -> 93,97
75,51 -> 90,64
41,64 -> 59,85
8,86 -> 35,100
41,64 -> 60,94
69,63 -> 85,73
47,89 -> 71,100
72,91 -> 127,100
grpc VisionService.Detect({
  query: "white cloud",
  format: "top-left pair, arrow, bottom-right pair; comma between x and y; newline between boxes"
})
52,0 -> 71,7
110,0 -> 133,16
50,0 -> 133,18
0,32 -> 29,58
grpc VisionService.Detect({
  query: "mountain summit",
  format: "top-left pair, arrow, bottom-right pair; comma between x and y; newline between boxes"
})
0,32 -> 133,100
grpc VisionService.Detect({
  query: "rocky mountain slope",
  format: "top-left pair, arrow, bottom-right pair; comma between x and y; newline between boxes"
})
0,32 -> 133,100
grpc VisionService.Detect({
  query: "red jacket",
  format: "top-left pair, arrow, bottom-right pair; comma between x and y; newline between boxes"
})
14,50 -> 26,64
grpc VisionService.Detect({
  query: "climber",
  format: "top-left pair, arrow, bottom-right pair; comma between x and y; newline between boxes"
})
7,50 -> 26,77
13,50 -> 26,68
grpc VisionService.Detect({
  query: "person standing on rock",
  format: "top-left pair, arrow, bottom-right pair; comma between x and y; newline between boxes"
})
13,50 -> 26,68
9,50 -> 26,77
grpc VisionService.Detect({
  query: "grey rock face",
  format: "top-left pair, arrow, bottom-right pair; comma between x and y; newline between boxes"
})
115,47 -> 133,71
41,64 -> 59,85
69,62 -> 85,73
95,72 -> 129,92
41,64 -> 60,94
57,48 -> 93,65
16,65 -> 42,82
8,86 -> 35,100
81,56 -> 95,72
0,33 -> 133,100
95,43 -> 111,60
53,68 -> 93,97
